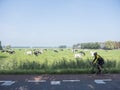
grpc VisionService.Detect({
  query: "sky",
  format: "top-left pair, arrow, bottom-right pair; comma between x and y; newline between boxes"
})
0,0 -> 120,47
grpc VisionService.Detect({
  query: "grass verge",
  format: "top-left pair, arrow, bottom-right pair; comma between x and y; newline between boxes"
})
0,68 -> 120,75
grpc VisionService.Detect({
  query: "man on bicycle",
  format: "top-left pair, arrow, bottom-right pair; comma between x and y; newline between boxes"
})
92,52 -> 104,74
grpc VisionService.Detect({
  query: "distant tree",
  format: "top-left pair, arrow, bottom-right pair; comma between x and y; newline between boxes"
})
94,42 -> 101,49
72,44 -> 77,49
104,41 -> 114,50
59,45 -> 67,48
118,42 -> 120,49
72,43 -> 81,49
113,41 -> 120,49
0,41 -> 3,50
5,45 -> 11,50
73,41 -> 120,50
81,42 -> 100,49
99,43 -> 105,49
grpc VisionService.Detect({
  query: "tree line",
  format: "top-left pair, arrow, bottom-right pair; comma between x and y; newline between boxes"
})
1,41 -> 120,50
0,41 -> 2,50
73,41 -> 120,50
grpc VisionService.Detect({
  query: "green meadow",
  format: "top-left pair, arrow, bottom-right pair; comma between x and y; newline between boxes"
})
0,48 -> 120,74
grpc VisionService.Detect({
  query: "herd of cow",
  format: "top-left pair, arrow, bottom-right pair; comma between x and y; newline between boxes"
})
25,49 -> 43,56
0,48 -> 60,56
1,49 -> 15,54
0,48 -> 95,58
0,49 -> 44,56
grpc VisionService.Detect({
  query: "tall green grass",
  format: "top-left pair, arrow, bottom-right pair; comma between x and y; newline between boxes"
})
0,49 -> 120,74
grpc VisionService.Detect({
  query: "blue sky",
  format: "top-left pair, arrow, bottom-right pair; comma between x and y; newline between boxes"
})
0,0 -> 120,47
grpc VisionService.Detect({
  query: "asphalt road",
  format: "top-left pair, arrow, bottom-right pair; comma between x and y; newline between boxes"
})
0,74 -> 120,90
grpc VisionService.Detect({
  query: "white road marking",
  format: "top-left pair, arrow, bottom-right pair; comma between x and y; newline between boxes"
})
28,80 -> 46,82
0,81 -> 6,82
51,81 -> 61,85
0,79 -> 112,86
102,79 -> 112,82
0,80 -> 13,82
94,80 -> 106,84
1,81 -> 15,86
94,79 -> 112,84
63,80 -> 80,82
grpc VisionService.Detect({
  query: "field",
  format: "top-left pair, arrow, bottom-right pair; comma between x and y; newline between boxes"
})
0,48 -> 120,74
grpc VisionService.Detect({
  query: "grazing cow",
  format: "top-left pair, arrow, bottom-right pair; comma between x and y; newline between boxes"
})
54,49 -> 59,53
79,51 -> 85,56
90,51 -> 95,56
72,49 -> 79,53
26,51 -> 32,55
3,49 -> 15,54
1,50 -> 6,53
8,50 -> 15,54
74,53 -> 82,58
34,50 -> 42,56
